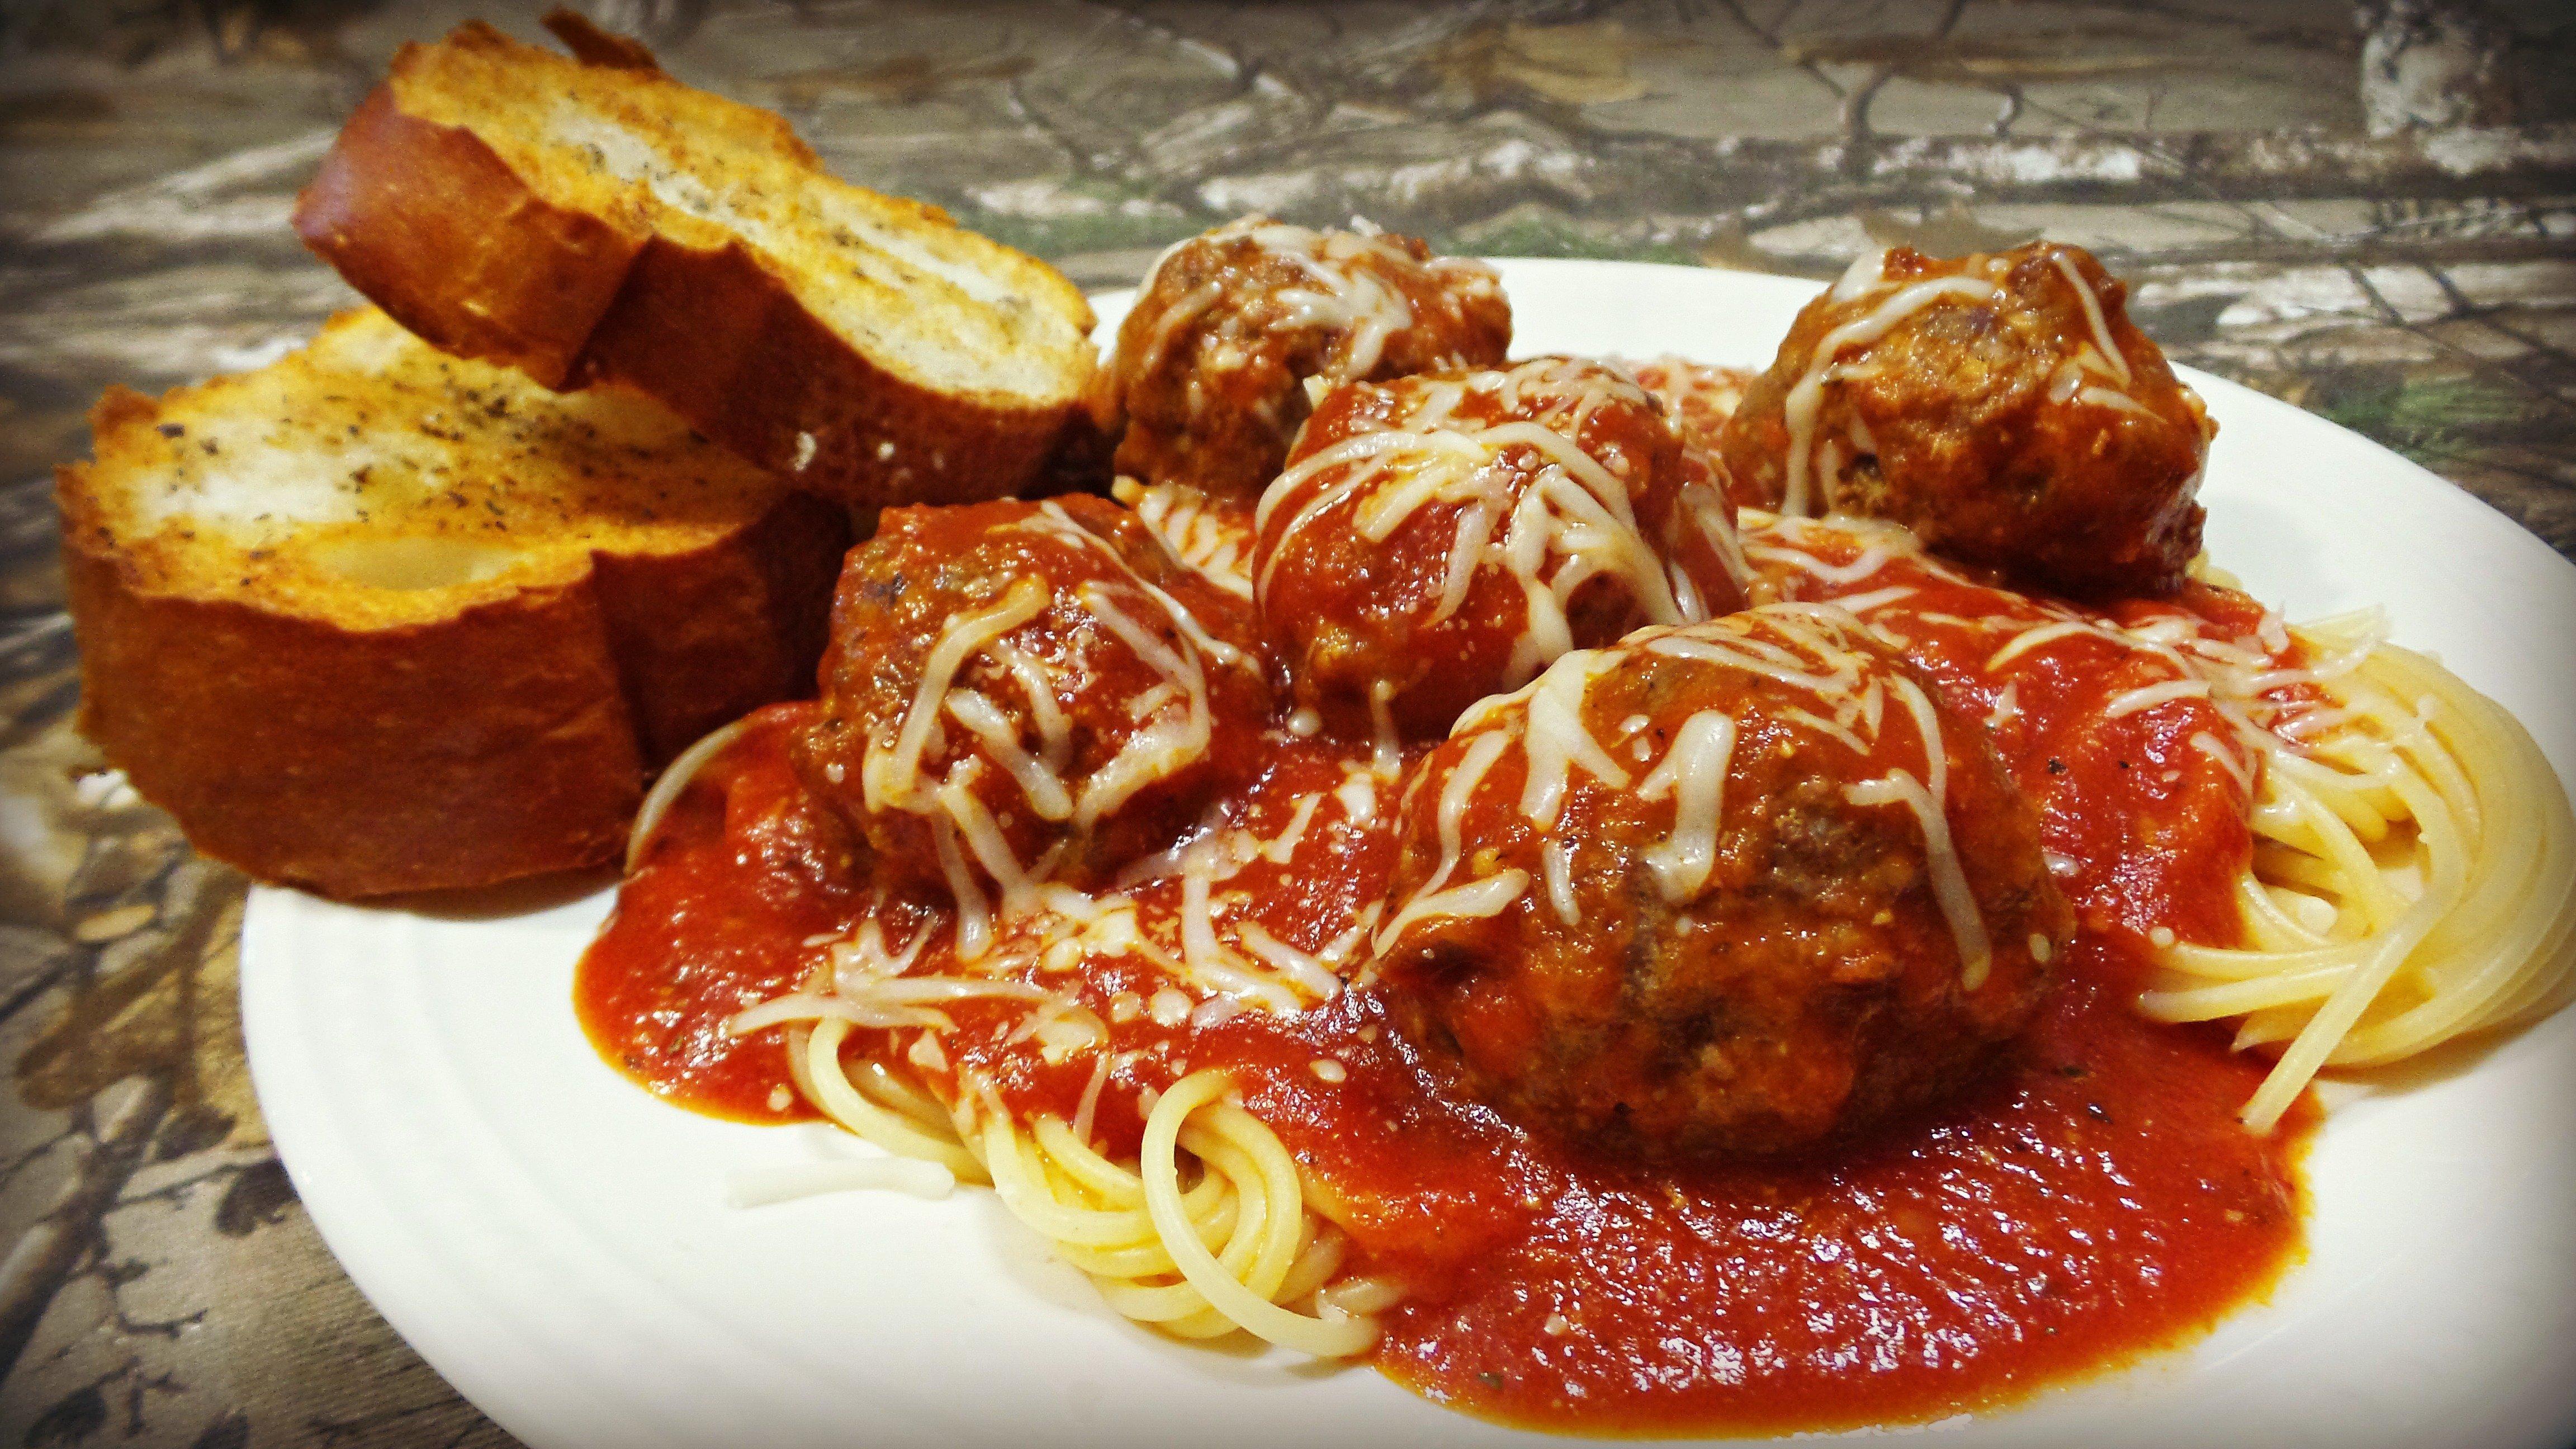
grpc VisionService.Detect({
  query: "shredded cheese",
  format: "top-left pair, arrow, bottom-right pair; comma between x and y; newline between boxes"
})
865,576 -> 1050,814
1782,276 -> 1998,514
1258,358 -> 1685,694
1635,709 -> 1739,903
2050,250 -> 2133,385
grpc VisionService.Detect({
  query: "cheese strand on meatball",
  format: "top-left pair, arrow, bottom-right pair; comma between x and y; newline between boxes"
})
1257,357 -> 1736,738
1781,274 -> 1999,516
1374,602 -> 2069,1158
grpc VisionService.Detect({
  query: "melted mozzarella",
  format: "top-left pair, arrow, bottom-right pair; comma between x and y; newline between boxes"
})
1829,247 -> 1891,302
2078,385 -> 2156,418
1073,584 -> 1213,826
1832,584 -> 1917,614
866,576 -> 1052,813
2105,678 -> 2215,718
2192,728 -> 2259,796
2049,250 -> 2133,385
945,689 -> 1074,821
1116,478 -> 1256,600
1335,764 -> 1379,823
1134,280 -> 1224,380
1257,359 -> 1683,689
1664,475 -> 1752,622
1176,841 -> 1300,1014
1986,618 -> 2101,671
986,638 -> 1072,767
1376,729 -> 1526,949
1986,683 -> 2021,728
1513,651 -> 1631,828
1635,709 -> 1739,903
1844,769 -> 1994,988
933,815 -> 996,960
939,771 -> 1044,908
1368,682 -> 1404,780
1234,921 -> 1343,998
1782,276 -> 1998,515
1540,840 -> 1581,926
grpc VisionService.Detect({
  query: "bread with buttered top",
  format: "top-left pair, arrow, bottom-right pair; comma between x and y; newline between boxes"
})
292,11 -> 1099,509
60,308 -> 847,898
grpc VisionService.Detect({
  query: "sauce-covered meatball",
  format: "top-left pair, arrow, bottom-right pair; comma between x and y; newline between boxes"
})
1112,476 -> 1257,604
1621,355 -> 1757,457
1098,217 -> 1512,500
1717,242 -> 2214,598
1254,357 -> 1745,740
794,496 -> 1269,915
1616,357 -> 1761,619
1372,604 -> 2069,1158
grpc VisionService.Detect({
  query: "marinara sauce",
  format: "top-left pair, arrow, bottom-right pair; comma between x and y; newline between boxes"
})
576,520 -> 2315,1434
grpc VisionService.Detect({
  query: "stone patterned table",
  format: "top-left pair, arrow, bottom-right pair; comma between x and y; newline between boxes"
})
0,1 -> 2568,1443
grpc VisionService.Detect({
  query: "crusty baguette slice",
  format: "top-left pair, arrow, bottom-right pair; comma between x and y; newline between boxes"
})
293,12 -> 1098,508
60,309 -> 848,898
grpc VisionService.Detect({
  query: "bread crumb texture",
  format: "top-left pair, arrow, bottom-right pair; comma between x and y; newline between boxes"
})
65,309 -> 789,628
393,22 -> 1094,405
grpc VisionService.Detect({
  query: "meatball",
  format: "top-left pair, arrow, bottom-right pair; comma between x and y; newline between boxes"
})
1372,604 -> 2070,1158
1620,354 -> 1757,458
1716,242 -> 2214,598
1253,357 -> 1744,740
1620,357 -> 1760,618
794,495 -> 1269,910
1097,217 -> 1512,501
1112,476 -> 1258,604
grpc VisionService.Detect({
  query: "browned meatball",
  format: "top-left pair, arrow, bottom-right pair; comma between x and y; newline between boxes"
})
794,495 -> 1270,911
1372,604 -> 2069,1158
1717,242 -> 2214,597
1253,357 -> 1745,740
1097,217 -> 1512,501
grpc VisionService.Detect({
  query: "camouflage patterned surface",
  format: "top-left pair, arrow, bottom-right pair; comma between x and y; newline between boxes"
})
0,1 -> 2569,1443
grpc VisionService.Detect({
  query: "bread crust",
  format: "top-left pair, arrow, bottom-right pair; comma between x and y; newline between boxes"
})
588,489 -> 847,761
583,236 -> 1079,508
295,83 -> 638,391
293,25 -> 1091,508
60,466 -> 848,899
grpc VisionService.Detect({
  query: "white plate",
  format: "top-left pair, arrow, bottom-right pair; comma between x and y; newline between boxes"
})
242,261 -> 2576,1449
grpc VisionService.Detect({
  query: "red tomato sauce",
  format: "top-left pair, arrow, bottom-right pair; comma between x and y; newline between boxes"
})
1291,941 -> 2308,1433
1746,516 -> 2288,949
576,703 -> 862,1123
575,520 -> 2317,1434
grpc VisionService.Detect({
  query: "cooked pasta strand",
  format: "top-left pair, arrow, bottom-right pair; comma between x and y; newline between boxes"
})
2140,622 -> 2576,1130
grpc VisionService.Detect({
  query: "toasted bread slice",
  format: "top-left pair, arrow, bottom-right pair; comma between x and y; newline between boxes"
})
60,309 -> 848,898
293,12 -> 1098,508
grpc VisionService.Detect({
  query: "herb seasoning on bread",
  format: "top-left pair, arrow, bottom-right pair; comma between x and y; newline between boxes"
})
293,12 -> 1100,507
60,310 -> 846,897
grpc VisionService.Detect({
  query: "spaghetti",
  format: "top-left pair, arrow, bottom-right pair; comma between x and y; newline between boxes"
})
777,1007 -> 1382,1357
2139,610 -> 2576,1128
1742,514 -> 2576,1129
607,700 -> 1409,1357
571,233 -> 2573,1434
583,501 -> 2572,1409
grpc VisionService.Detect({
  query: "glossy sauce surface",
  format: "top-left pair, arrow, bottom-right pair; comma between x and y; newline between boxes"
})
577,704 -> 857,1123
576,516 -> 2314,1434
